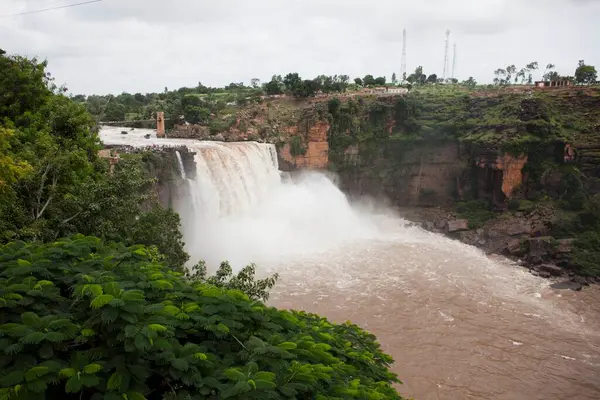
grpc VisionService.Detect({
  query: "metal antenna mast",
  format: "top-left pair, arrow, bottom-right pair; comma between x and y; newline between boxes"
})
451,43 -> 457,81
442,29 -> 450,81
401,28 -> 407,80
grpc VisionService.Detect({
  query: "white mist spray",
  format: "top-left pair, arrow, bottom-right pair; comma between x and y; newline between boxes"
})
175,142 -> 386,268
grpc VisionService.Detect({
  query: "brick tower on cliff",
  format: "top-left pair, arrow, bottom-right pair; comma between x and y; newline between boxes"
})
156,112 -> 165,138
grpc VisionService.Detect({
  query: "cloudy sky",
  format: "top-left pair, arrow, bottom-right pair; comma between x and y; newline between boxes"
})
2,0 -> 599,94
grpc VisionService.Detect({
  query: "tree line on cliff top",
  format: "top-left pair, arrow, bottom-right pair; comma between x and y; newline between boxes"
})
0,48 -> 405,399
73,57 -> 596,129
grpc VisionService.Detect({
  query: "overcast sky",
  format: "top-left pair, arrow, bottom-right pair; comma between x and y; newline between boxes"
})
2,0 -> 599,95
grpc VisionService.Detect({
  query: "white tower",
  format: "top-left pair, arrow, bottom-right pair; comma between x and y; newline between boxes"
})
401,29 -> 407,79
451,43 -> 457,81
442,30 -> 450,81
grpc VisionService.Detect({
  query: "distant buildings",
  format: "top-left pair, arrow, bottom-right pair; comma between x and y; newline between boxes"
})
362,87 -> 409,95
534,80 -> 573,88
387,87 -> 409,95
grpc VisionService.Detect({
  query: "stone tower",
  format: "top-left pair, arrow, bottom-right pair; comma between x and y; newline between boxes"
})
156,112 -> 165,138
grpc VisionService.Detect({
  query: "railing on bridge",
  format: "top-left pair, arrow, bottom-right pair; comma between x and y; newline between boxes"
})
100,112 -> 167,137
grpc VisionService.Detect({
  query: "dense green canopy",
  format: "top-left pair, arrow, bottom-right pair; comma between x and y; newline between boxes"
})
0,236 -> 402,399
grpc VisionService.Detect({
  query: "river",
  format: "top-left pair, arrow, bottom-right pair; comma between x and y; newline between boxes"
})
100,126 -> 600,400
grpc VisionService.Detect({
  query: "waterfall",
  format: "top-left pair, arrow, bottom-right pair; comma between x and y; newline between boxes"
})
98,126 -> 374,267
175,150 -> 186,179
177,142 -> 377,268
184,142 -> 281,218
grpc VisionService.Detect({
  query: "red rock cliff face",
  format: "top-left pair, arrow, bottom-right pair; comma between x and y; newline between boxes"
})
279,121 -> 330,169
476,153 -> 528,204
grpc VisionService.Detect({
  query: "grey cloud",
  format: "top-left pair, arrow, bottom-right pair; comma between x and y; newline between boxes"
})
2,0 -> 599,94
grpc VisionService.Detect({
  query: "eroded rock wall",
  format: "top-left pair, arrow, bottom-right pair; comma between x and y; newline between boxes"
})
337,141 -> 466,206
278,121 -> 330,169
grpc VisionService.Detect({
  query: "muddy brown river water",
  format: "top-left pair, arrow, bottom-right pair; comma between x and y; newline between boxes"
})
266,230 -> 600,400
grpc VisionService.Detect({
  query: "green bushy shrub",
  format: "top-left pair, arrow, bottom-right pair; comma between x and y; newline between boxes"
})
456,200 -> 495,229
0,236 -> 402,399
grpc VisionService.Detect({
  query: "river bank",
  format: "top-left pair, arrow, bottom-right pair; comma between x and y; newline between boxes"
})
396,206 -> 600,289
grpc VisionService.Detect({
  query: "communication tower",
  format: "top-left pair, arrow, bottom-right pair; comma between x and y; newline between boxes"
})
401,29 -> 407,79
451,43 -> 457,81
442,29 -> 450,80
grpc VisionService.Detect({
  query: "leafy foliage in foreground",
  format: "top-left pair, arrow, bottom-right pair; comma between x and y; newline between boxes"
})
0,236 -> 403,399
186,261 -> 278,302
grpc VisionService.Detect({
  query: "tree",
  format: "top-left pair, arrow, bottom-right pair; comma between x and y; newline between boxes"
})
283,73 -> 302,94
182,95 -> 211,124
103,100 -> 126,121
525,61 -> 539,84
506,65 -> 517,84
575,60 -> 597,85
63,154 -> 189,268
0,236 -> 404,400
0,128 -> 32,193
426,74 -> 438,84
408,66 -> 426,85
187,261 -> 278,302
0,54 -> 52,122
462,76 -> 477,88
363,75 -> 376,86
391,73 -> 397,85
0,50 -> 185,267
250,78 -> 261,88
543,63 -> 556,81
374,76 -> 386,86
264,80 -> 282,96
296,79 -> 319,97
354,77 -> 363,86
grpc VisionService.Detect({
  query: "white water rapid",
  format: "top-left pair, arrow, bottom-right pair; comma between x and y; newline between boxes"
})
100,126 -> 600,400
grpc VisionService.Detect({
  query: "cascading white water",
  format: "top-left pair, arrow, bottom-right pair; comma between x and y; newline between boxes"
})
176,141 -> 385,267
99,126 -> 600,400
175,150 -> 186,179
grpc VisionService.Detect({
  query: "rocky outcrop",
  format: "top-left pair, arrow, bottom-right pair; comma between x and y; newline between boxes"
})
475,152 -> 528,206
447,219 -> 469,232
278,122 -> 329,169
401,206 -> 599,285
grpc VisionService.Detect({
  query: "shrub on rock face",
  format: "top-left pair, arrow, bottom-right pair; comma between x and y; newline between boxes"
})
0,236 -> 402,399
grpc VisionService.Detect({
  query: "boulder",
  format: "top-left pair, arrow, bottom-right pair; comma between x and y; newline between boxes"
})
434,218 -> 447,230
486,217 -> 530,239
537,264 -> 563,277
457,231 -> 480,246
447,219 -> 469,233
505,220 -> 532,236
528,255 -> 544,265
506,238 -> 524,256
536,270 -> 551,278
550,281 -> 583,291
528,236 -> 554,259
572,276 -> 591,286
